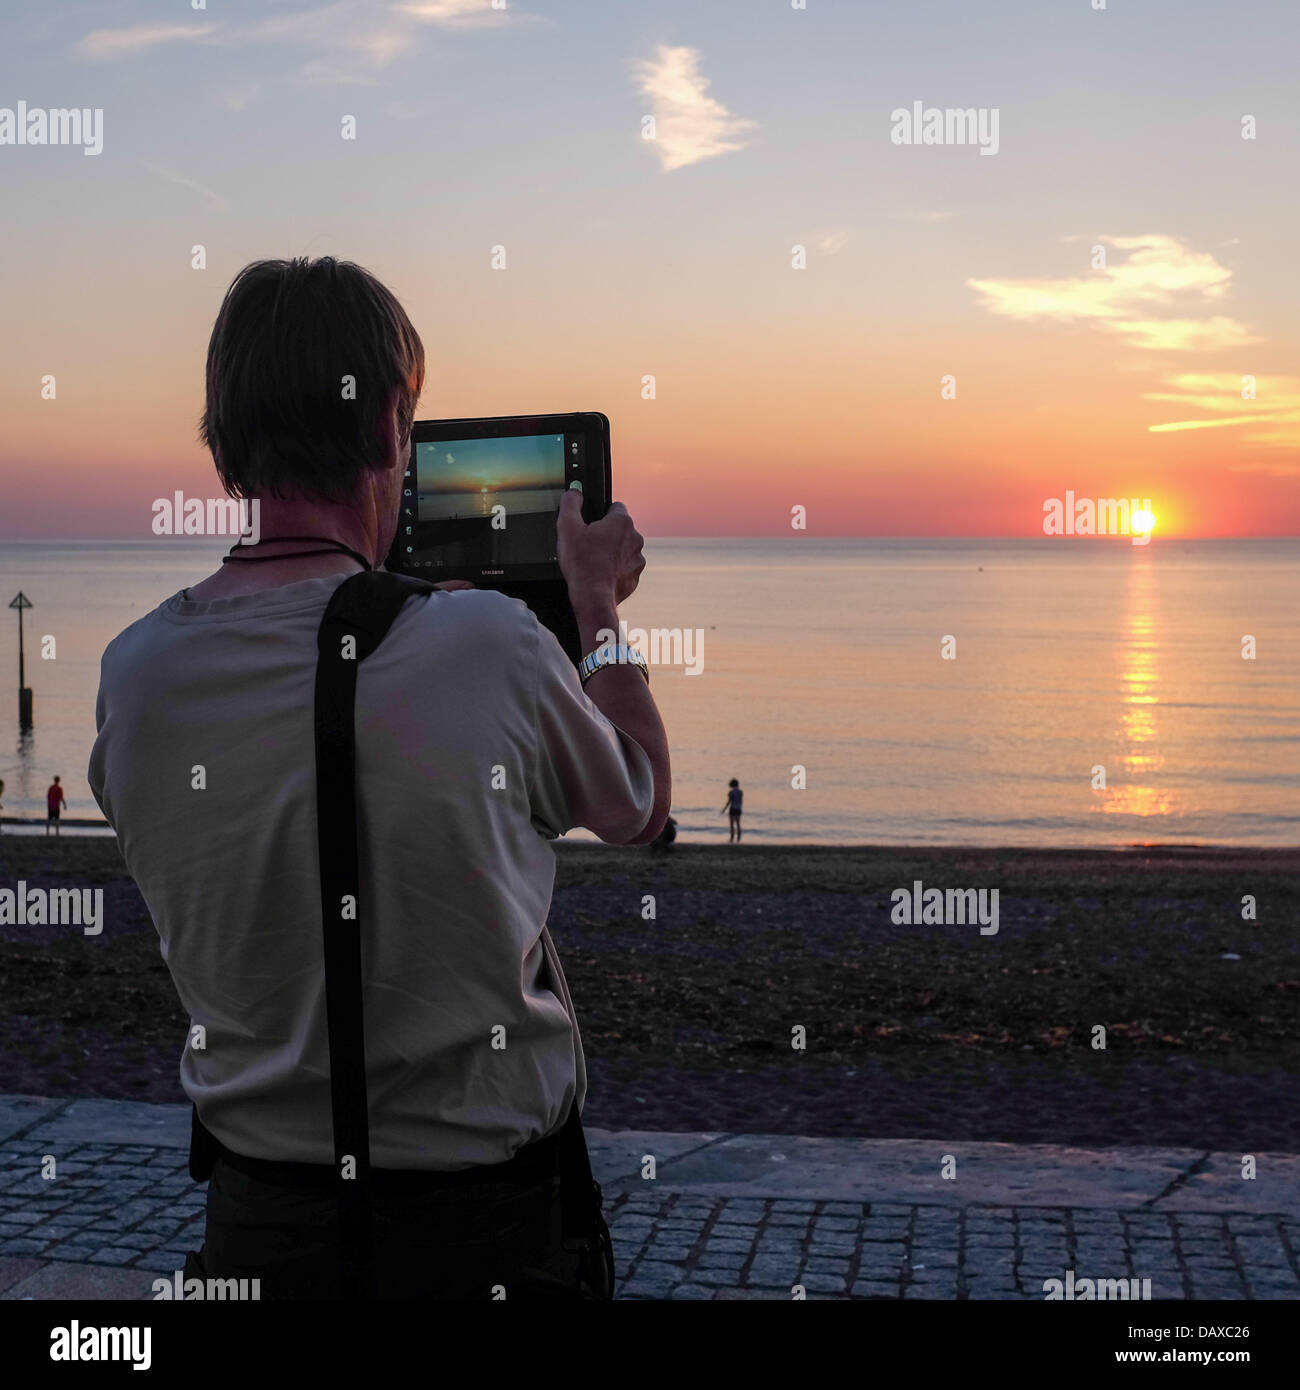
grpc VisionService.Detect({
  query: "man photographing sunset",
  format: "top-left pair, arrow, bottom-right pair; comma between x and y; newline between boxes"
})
88,256 -> 671,1299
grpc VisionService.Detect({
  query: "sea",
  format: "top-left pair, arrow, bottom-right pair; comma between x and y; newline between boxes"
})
0,537 -> 1296,847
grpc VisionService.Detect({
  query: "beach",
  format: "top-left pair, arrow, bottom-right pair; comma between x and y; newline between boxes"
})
3,838 -> 1296,1152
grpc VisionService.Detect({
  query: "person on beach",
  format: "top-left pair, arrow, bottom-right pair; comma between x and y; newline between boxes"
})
88,257 -> 671,1299
45,776 -> 65,835
722,778 -> 743,842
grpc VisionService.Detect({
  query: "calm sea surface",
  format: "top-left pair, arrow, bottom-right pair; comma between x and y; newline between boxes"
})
0,538 -> 1296,846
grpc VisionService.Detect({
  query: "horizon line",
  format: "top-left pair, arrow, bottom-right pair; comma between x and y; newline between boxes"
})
1,534 -> 1298,545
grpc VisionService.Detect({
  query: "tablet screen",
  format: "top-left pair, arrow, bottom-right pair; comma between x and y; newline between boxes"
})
392,412 -> 607,584
410,431 -> 567,570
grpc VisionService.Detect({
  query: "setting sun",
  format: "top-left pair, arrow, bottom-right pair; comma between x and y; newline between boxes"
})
1132,509 -> 1156,534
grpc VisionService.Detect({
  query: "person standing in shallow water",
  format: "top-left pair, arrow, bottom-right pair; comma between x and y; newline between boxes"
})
46,776 -> 65,836
721,778 -> 743,842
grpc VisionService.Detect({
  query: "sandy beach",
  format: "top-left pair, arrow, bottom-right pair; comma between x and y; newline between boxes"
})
1,838 -> 1297,1151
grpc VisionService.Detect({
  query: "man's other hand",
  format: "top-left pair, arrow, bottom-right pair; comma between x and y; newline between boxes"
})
557,491 -> 646,613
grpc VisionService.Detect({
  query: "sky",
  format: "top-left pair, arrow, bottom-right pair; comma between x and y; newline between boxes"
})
1,0 -> 1298,539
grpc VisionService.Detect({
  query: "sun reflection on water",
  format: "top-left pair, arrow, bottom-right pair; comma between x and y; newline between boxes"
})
1099,555 -> 1175,819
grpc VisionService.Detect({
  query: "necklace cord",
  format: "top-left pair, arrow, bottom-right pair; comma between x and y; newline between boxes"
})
221,536 -> 373,572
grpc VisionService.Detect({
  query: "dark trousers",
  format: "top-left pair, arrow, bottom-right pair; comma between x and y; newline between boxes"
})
185,1154 -> 593,1300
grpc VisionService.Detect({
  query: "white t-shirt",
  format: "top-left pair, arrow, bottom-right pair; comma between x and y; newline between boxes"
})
88,574 -> 654,1169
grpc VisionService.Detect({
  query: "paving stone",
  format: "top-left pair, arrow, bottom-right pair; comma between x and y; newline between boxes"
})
756,1231 -> 804,1248
134,1250 -> 190,1274
809,1237 -> 858,1256
642,1243 -> 693,1262
857,1248 -> 906,1269
0,1238 -> 49,1256
1230,1240 -> 1290,1265
704,1236 -> 754,1255
803,1257 -> 851,1277
84,1248 -> 139,1266
620,1268 -> 685,1298
697,1251 -> 747,1270
745,1255 -> 799,1286
1187,1280 -> 1246,1299
1249,1282 -> 1300,1300
765,1214 -> 810,1230
1,1260 -> 157,1300
912,1249 -> 958,1268
797,1272 -> 847,1294
1124,1221 -> 1174,1238
963,1278 -> 1022,1298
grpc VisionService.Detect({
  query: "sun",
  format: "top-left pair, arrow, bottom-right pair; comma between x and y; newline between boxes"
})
1131,508 -> 1156,534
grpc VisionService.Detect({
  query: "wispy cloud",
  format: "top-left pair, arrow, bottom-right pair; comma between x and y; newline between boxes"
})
1144,372 -> 1300,457
243,2 -> 425,82
77,2 -> 531,86
817,230 -> 850,256
139,161 -> 228,213
77,23 -> 217,61
967,234 -> 1259,352
398,0 -> 518,28
633,44 -> 757,173
1108,317 -> 1260,352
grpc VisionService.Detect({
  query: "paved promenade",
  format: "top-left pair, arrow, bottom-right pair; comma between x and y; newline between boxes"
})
0,1094 -> 1296,1300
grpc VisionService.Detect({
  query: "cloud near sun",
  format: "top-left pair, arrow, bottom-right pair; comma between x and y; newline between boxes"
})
1143,372 -> 1300,462
966,234 -> 1259,353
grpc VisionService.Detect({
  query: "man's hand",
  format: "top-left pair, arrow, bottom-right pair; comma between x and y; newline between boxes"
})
557,490 -> 646,616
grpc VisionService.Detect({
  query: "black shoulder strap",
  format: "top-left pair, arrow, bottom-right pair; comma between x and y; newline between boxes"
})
314,569 -> 604,1298
315,570 -> 432,1299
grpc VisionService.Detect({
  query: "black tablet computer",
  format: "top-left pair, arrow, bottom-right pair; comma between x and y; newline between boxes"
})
385,411 -> 612,663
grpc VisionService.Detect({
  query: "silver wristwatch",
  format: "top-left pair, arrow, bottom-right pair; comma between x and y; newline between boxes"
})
577,642 -> 650,686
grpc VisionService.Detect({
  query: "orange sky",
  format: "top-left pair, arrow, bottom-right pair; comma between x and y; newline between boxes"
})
1,1 -> 1297,538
